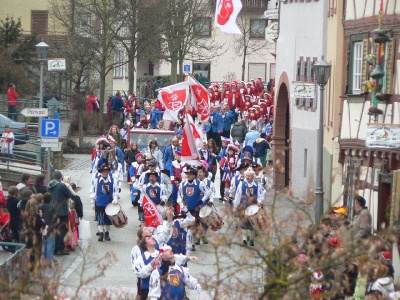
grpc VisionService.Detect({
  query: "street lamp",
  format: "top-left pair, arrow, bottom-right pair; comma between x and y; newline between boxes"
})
36,41 -> 49,180
313,56 -> 331,223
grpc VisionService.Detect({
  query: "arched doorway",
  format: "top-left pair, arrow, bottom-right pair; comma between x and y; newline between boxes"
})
273,73 -> 291,189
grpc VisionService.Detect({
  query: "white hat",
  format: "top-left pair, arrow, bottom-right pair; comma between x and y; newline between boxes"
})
161,245 -> 172,252
244,167 -> 255,176
313,271 -> 323,281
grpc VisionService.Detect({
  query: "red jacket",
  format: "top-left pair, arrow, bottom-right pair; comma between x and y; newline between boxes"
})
7,88 -> 18,106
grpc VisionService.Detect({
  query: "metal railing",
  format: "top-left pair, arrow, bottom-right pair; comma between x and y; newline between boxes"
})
0,242 -> 28,295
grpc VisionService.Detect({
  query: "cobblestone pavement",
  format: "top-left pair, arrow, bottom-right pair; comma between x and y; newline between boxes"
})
61,154 -> 89,187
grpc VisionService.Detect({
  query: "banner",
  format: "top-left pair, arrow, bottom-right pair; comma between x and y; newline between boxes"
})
142,194 -> 163,229
181,114 -> 202,166
188,76 -> 211,123
214,0 -> 243,34
157,82 -> 189,122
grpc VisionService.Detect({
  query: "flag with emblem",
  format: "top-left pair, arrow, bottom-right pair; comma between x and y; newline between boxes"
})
187,76 -> 211,124
142,193 -> 163,229
214,0 -> 243,34
181,114 -> 202,166
157,82 -> 189,122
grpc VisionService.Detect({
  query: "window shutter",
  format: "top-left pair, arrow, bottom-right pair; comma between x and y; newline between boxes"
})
361,38 -> 369,93
300,60 -> 305,81
248,63 -> 266,82
31,11 -> 48,35
306,60 -> 313,82
383,38 -> 395,94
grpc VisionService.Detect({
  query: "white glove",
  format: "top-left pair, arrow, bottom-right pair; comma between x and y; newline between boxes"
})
112,199 -> 118,205
195,284 -> 202,293
181,206 -> 188,213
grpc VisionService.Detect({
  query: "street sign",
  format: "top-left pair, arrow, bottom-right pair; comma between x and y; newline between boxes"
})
41,119 -> 60,138
183,60 -> 192,73
48,59 -> 66,71
41,138 -> 59,148
264,9 -> 279,20
20,108 -> 48,117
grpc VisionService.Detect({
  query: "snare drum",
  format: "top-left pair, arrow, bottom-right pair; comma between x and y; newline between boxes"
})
199,205 -> 224,232
105,204 -> 128,228
245,204 -> 267,231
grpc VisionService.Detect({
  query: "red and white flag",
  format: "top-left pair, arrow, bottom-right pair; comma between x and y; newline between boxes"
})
181,114 -> 202,166
142,194 -> 163,230
214,0 -> 242,34
188,76 -> 211,124
157,82 -> 189,122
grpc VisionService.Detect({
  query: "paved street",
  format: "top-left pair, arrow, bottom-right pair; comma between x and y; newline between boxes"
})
1,154 -> 314,299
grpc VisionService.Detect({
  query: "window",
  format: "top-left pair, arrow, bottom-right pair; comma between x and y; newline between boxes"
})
31,10 -> 48,35
352,42 -> 363,94
269,63 -> 276,80
250,19 -> 266,39
194,17 -> 211,37
347,33 -> 368,94
193,62 -> 211,81
77,14 -> 91,37
113,48 -> 127,78
248,63 -> 266,81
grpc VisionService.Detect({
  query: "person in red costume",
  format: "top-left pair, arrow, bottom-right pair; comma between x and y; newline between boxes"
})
7,83 -> 19,121
86,93 -> 99,113
255,76 -> 264,96
221,83 -> 231,107
227,83 -> 243,110
210,83 -> 222,107
245,82 -> 254,97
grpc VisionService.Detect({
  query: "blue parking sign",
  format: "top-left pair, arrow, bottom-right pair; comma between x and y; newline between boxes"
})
41,119 -> 60,137
183,64 -> 191,72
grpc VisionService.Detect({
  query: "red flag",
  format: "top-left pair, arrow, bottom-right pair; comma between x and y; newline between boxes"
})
214,0 -> 242,34
142,194 -> 163,229
188,76 -> 211,123
181,114 -> 202,166
157,82 -> 189,122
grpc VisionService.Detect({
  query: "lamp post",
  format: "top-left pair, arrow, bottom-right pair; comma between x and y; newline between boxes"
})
36,42 -> 49,181
313,56 -> 331,223
36,42 -> 49,131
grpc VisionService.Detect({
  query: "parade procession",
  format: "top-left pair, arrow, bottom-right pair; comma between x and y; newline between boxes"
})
2,0 -> 400,299
88,74 -> 274,299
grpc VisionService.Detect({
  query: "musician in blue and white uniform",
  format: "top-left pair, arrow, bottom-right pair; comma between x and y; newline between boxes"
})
135,159 -> 166,225
90,163 -> 119,242
229,162 -> 250,199
196,165 -> 215,245
233,167 -> 264,246
142,171 -> 168,206
148,245 -> 201,300
177,166 -> 212,250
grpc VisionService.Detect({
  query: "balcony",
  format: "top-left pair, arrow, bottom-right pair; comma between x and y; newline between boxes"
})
210,0 -> 270,12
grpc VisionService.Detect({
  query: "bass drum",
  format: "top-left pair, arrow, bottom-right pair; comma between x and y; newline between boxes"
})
161,173 -> 173,198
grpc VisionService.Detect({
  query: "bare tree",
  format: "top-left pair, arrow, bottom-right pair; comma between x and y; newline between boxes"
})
234,16 -> 271,81
52,0 -> 127,118
155,0 -> 225,83
114,0 -> 161,92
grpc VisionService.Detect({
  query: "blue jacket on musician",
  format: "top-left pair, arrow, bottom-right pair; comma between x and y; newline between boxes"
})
178,179 -> 202,211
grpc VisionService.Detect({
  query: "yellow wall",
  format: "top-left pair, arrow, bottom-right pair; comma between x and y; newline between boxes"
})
326,1 -> 345,205
0,0 -> 59,34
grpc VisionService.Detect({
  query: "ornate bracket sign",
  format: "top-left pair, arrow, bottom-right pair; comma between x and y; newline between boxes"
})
366,124 -> 400,149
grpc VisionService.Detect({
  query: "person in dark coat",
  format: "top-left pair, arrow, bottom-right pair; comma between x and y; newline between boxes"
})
6,186 -> 20,242
31,174 -> 47,194
38,192 -> 57,266
47,170 -> 75,256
